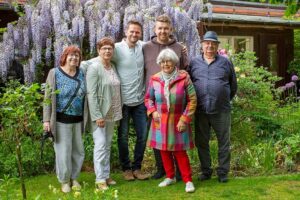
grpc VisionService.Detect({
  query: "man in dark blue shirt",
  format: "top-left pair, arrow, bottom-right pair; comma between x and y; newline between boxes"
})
189,31 -> 237,183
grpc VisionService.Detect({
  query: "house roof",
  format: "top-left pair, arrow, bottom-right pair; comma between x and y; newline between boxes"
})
0,0 -> 26,11
203,0 -> 300,29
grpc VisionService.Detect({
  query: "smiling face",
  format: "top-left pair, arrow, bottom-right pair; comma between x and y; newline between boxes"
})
154,21 -> 172,44
125,24 -> 142,46
97,45 -> 114,61
160,59 -> 175,74
201,40 -> 219,58
65,52 -> 80,68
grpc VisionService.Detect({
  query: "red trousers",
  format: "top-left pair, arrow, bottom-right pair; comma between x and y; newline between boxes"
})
160,150 -> 192,183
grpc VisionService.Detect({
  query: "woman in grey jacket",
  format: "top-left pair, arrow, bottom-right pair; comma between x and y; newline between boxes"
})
43,45 -> 87,193
84,37 -> 122,190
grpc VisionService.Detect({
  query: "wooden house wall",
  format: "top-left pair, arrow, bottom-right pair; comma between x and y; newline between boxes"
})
199,23 -> 294,84
0,10 -> 18,27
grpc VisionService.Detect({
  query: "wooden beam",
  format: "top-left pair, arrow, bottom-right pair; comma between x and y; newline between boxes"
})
202,22 -> 288,30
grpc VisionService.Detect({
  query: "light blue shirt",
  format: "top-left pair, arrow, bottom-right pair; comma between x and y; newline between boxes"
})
113,40 -> 145,106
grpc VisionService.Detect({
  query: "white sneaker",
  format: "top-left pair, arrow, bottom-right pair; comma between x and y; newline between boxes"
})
158,178 -> 176,187
61,182 -> 71,193
72,180 -> 81,190
185,181 -> 195,193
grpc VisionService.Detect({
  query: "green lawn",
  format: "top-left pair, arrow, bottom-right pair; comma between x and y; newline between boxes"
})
3,172 -> 300,200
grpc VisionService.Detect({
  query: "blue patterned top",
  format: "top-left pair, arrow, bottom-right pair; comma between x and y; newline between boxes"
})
55,67 -> 86,118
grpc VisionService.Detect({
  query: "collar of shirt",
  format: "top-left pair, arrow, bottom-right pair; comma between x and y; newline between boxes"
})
201,53 -> 219,65
120,39 -> 143,52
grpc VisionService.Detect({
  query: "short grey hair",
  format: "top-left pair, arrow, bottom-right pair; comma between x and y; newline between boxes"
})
156,48 -> 179,65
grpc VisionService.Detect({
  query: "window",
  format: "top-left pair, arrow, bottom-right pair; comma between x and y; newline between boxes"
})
267,44 -> 278,75
218,36 -> 254,53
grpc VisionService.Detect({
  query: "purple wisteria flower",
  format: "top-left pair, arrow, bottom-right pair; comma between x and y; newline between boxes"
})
0,0 -> 207,81
23,27 -> 30,57
181,0 -> 192,12
89,21 -> 96,53
45,38 -> 52,66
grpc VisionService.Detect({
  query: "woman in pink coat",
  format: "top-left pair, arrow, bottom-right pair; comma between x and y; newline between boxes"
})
145,48 -> 197,193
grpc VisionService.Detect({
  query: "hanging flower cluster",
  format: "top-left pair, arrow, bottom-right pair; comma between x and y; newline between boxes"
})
0,0 -> 211,83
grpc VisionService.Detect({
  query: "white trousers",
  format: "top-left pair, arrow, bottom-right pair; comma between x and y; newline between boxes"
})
54,122 -> 85,183
93,121 -> 115,183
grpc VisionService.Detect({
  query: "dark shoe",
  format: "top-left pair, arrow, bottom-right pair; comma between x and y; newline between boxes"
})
133,170 -> 150,180
218,175 -> 228,183
151,170 -> 166,179
198,174 -> 211,181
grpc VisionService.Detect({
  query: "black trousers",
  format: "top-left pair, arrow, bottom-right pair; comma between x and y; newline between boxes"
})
195,112 -> 231,176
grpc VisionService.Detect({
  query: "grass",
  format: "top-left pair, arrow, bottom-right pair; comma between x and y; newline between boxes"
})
2,172 -> 300,200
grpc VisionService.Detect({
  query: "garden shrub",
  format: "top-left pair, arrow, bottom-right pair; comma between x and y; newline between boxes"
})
228,51 -> 300,174
231,51 -> 282,141
275,133 -> 300,171
0,138 -> 55,178
0,81 -> 55,180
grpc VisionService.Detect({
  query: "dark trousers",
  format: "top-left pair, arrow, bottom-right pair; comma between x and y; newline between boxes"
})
195,111 -> 231,176
117,103 -> 148,171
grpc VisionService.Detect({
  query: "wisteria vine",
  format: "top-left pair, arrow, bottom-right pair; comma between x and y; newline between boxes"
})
0,0 -> 212,83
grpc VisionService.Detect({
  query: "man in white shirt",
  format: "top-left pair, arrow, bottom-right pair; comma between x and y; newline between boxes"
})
113,20 -> 149,181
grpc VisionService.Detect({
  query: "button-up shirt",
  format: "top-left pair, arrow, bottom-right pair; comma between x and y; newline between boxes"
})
189,54 -> 237,114
113,40 -> 145,106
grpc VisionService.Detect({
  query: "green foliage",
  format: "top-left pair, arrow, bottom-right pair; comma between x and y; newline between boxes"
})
229,50 -> 299,173
287,59 -> 300,76
0,81 -> 43,139
232,142 -> 276,175
0,81 -> 45,198
11,1 -> 25,17
83,134 -> 94,163
2,172 -> 300,199
0,81 -> 55,178
283,0 -> 300,17
275,133 -> 300,171
243,0 -> 300,16
0,27 -> 7,35
47,182 -> 119,200
0,175 -> 20,200
231,51 -> 281,140
288,30 -> 300,75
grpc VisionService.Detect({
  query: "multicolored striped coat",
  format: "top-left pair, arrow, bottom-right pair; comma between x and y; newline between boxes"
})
145,71 -> 197,151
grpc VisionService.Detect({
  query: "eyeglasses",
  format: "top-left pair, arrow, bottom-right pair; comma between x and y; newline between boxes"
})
100,47 -> 113,51
160,60 -> 173,65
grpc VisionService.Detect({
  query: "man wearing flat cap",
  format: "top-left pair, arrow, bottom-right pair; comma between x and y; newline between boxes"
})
188,31 -> 237,183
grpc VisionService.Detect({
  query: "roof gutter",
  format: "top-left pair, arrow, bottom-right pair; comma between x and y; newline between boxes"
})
209,0 -> 286,9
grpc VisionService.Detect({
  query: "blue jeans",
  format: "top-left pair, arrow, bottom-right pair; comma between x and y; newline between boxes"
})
117,103 -> 148,171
